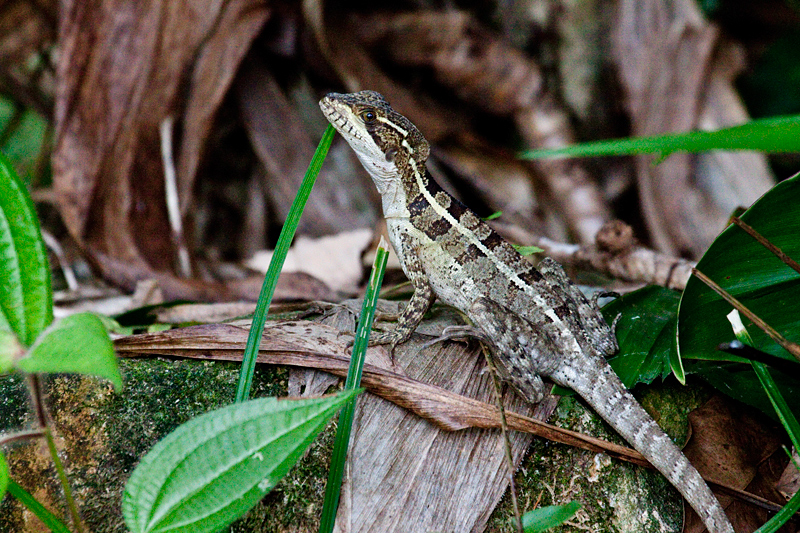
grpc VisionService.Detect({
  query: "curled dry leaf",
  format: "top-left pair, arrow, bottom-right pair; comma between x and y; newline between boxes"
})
343,10 -> 610,244
53,0 -> 270,300
535,220 -> 696,290
114,317 -> 778,529
116,318 -> 661,531
682,395 -> 790,533
612,0 -> 774,257
114,321 -> 651,460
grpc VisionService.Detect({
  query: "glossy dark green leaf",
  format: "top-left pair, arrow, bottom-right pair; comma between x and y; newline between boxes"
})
0,153 -> 52,346
685,360 -> 800,423
522,501 -> 581,532
678,173 -> 800,365
602,286 -> 680,388
123,390 -> 359,533
16,313 -> 121,390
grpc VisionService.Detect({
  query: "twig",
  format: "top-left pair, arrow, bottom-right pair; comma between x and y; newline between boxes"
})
692,268 -> 800,362
483,345 -> 524,533
731,216 -> 800,276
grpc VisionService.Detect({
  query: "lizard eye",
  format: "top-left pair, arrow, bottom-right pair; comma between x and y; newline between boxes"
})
361,110 -> 376,124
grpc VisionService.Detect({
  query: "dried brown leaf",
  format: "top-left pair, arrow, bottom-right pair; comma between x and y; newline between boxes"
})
611,0 -> 774,256
53,0 -> 269,298
235,62 -> 376,235
683,395 -> 792,533
115,321 -> 651,462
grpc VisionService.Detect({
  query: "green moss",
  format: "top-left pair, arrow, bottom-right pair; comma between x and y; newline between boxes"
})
231,418 -> 337,533
487,393 -> 685,532
0,358 -> 291,533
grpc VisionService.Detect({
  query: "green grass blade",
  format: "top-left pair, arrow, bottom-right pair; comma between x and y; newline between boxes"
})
235,125 -> 335,403
726,310 -> 800,533
0,452 -> 8,502
318,242 -> 389,533
520,114 -> 800,160
752,362 -> 800,456
7,480 -> 71,533
122,391 -> 358,533
0,152 -> 52,346
753,489 -> 800,533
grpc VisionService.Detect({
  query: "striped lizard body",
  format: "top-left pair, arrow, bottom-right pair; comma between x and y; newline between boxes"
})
320,90 -> 733,533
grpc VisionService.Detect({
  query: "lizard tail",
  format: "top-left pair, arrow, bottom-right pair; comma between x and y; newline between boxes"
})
570,362 -> 735,533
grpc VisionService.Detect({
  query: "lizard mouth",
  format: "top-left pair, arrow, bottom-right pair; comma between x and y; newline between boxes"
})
319,95 -> 360,139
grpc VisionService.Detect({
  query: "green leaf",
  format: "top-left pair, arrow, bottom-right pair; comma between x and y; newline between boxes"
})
753,477 -> 800,533
122,390 -> 359,533
0,153 -> 52,346
520,114 -> 800,159
0,106 -> 48,176
512,244 -> 545,256
483,211 -> 503,221
522,501 -> 581,532
602,286 -> 678,388
0,452 -> 8,502
16,313 -> 121,390
678,173 -> 800,366
0,327 -> 24,373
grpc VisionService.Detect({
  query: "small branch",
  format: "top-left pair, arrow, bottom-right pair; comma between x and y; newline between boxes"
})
731,217 -> 800,276
45,428 -> 85,533
160,116 -> 192,279
692,268 -> 800,363
0,429 -> 46,446
534,221 -> 695,290
484,346 -> 524,533
26,375 -> 86,532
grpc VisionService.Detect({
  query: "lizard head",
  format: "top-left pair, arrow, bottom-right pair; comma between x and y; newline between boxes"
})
320,91 -> 430,191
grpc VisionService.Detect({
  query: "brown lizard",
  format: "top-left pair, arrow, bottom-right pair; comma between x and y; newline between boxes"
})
320,90 -> 734,533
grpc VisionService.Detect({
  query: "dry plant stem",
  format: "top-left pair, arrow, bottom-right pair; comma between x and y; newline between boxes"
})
483,346 -> 523,533
0,429 -> 46,446
731,217 -> 800,276
160,115 -> 192,279
533,220 -> 696,290
27,375 -> 86,533
692,268 -> 800,362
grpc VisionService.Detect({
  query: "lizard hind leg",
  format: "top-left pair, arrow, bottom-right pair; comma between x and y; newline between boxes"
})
466,297 -> 562,404
538,257 -> 619,357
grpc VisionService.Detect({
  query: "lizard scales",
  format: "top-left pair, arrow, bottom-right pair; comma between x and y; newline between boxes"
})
320,90 -> 734,533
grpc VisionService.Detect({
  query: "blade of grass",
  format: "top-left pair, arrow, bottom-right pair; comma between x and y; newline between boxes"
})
7,480 -> 71,533
235,124 -> 335,403
519,114 -> 800,160
727,310 -> 800,532
318,238 -> 389,533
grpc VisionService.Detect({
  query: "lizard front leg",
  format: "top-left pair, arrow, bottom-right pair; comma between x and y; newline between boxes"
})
369,233 -> 436,357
